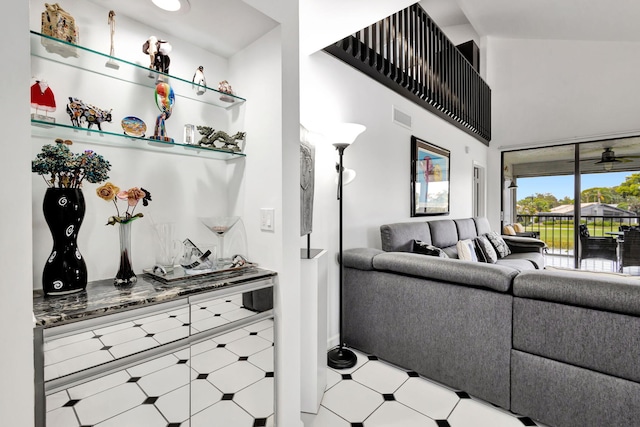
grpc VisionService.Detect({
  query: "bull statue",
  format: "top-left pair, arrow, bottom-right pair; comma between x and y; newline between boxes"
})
66,97 -> 113,131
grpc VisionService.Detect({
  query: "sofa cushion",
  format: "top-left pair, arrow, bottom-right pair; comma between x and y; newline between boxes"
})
457,239 -> 478,262
372,252 -> 517,292
473,217 -> 493,235
429,219 -> 459,249
380,222 -> 431,252
343,248 -> 384,270
502,251 -> 545,269
495,258 -> 538,272
413,240 -> 448,258
475,235 -> 498,264
455,218 -> 478,240
486,231 -> 512,258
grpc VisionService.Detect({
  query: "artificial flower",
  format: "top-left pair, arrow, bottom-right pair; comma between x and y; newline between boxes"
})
97,182 -> 152,225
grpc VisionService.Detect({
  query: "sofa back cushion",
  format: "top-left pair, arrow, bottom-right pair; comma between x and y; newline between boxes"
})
429,219 -> 459,248
473,217 -> 493,235
455,218 -> 479,240
380,221 -> 431,252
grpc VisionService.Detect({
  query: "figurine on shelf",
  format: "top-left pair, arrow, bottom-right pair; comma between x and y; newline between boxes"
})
30,78 -> 56,124
218,80 -> 235,103
192,66 -> 206,95
66,97 -> 112,131
196,126 -> 246,152
151,82 -> 175,142
40,2 -> 79,58
105,10 -> 119,69
142,36 -> 172,80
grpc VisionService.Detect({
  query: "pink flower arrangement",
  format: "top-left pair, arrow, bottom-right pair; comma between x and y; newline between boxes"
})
96,182 -> 152,225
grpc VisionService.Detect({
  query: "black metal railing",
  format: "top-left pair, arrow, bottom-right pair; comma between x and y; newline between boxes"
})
323,3 -> 491,145
514,214 -> 640,255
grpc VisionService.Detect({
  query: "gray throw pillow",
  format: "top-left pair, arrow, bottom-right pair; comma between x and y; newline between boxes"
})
485,231 -> 511,258
413,240 -> 449,258
474,236 -> 498,263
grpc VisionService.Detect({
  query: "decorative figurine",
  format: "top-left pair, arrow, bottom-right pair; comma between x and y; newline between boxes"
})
105,10 -> 119,69
151,82 -> 175,142
121,116 -> 147,138
192,66 -> 206,95
40,2 -> 79,58
142,36 -> 172,80
218,80 -> 235,102
30,78 -> 56,124
196,126 -> 246,152
66,97 -> 112,130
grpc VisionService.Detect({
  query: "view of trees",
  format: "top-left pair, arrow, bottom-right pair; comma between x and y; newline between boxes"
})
517,173 -> 640,215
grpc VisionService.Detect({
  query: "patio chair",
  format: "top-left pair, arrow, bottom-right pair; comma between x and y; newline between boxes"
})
578,224 -> 618,269
621,229 -> 640,272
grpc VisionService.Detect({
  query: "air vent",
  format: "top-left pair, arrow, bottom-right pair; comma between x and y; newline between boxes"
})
392,106 -> 412,129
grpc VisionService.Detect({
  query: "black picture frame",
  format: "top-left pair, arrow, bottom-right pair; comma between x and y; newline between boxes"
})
410,136 -> 450,216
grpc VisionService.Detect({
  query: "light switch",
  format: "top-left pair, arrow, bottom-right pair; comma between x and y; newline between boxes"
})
260,208 -> 275,231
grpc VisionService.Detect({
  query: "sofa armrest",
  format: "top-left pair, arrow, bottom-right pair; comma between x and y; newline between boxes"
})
343,248 -> 384,270
514,270 -> 640,316
502,235 -> 547,253
372,252 -> 517,292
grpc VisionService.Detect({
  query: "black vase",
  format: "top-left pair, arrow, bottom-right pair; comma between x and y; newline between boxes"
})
42,188 -> 88,295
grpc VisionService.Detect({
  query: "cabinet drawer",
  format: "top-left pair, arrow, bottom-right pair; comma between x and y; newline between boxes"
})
42,299 -> 189,382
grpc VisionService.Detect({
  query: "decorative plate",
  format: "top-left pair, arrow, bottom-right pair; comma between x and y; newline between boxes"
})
121,116 -> 146,137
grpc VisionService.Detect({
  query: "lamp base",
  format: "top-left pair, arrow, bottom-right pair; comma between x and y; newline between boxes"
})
327,346 -> 357,370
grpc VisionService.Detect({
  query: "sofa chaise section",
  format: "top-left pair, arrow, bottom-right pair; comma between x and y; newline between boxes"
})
342,248 -> 516,409
512,269 -> 640,426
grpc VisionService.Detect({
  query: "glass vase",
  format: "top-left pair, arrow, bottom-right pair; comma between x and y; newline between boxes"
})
114,221 -> 137,287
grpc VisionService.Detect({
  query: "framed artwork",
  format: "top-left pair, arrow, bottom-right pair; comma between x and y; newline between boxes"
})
411,136 -> 450,216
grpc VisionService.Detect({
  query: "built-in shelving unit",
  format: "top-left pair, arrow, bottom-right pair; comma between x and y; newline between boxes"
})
30,31 -> 246,161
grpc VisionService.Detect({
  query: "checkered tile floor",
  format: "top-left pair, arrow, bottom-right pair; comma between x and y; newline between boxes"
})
303,350 -> 551,427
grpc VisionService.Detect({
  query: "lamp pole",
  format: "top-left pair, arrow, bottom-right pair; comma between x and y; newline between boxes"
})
327,142 -> 357,369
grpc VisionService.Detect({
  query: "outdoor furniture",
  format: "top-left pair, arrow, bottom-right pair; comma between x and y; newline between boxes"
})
578,224 -> 618,270
621,229 -> 640,272
504,223 -> 540,239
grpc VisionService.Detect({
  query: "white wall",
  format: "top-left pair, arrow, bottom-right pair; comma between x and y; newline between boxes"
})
1,1 -> 34,425
301,50 -> 489,346
485,36 -> 640,228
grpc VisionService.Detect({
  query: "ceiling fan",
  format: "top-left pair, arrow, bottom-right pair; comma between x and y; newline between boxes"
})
594,147 -> 640,165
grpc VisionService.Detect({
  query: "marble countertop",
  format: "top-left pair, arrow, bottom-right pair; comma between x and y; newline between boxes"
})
33,267 -> 276,328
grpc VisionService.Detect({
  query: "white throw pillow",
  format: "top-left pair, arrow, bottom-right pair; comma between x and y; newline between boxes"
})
456,239 -> 478,262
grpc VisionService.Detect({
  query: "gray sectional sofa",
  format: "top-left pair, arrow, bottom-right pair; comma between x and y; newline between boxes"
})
342,217 -> 640,427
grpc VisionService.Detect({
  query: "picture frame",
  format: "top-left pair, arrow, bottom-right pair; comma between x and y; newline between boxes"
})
411,136 -> 450,216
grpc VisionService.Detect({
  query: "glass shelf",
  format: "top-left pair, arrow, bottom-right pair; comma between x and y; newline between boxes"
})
30,31 -> 246,109
31,120 -> 246,161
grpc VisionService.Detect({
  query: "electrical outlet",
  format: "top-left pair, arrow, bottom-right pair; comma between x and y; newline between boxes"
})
260,208 -> 275,231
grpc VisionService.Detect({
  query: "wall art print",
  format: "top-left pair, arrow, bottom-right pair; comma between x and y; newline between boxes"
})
411,136 -> 450,216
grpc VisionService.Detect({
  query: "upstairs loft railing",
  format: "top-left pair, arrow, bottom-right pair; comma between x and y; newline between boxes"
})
324,3 -> 491,145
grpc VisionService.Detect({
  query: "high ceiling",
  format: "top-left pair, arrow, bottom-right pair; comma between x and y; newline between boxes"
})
423,0 -> 640,42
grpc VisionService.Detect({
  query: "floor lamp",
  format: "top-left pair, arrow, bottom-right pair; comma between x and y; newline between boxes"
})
326,123 -> 366,370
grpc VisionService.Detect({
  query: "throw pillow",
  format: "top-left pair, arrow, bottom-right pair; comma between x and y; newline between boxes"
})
456,239 -> 478,262
513,223 -> 526,233
485,231 -> 512,258
503,224 -> 516,235
412,240 -> 449,258
474,235 -> 498,264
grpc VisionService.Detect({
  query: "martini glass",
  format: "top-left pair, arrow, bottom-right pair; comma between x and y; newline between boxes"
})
199,216 -> 240,266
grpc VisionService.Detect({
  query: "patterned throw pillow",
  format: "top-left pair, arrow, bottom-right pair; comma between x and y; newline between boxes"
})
474,236 -> 498,264
456,239 -> 478,262
413,240 -> 449,258
485,231 -> 511,258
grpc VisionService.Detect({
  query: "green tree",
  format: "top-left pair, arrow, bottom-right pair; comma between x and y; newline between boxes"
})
581,187 -> 623,204
616,173 -> 640,198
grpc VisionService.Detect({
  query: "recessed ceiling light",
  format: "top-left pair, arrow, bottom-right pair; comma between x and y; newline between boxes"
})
151,0 -> 190,13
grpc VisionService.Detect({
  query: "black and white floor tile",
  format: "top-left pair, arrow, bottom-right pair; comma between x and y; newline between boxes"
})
302,350 -> 551,427
45,317 -> 274,427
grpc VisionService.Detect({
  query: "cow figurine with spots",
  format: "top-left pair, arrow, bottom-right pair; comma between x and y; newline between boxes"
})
66,97 -> 113,131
